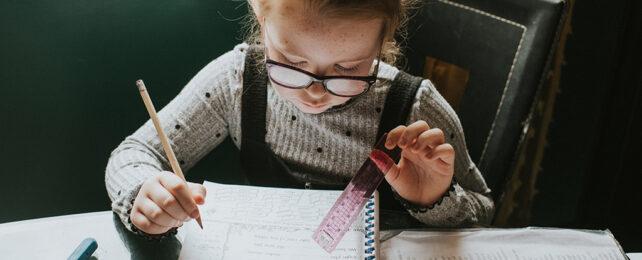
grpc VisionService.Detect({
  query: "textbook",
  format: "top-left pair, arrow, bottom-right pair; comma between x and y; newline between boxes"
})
380,228 -> 628,259
179,181 -> 378,260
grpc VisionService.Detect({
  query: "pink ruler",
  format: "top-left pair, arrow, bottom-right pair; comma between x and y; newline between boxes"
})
312,134 -> 398,253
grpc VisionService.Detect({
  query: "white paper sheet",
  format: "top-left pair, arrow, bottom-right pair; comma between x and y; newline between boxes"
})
380,228 -> 627,260
179,181 -> 366,260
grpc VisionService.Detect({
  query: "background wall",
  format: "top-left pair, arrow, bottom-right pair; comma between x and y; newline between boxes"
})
531,0 -> 641,251
0,0 -> 246,223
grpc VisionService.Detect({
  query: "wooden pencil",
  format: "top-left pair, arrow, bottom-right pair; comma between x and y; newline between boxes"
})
135,79 -> 204,229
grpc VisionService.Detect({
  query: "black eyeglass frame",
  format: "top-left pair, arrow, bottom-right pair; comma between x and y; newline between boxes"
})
264,58 -> 380,98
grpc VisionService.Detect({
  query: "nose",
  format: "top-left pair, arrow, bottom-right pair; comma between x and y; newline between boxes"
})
305,82 -> 327,99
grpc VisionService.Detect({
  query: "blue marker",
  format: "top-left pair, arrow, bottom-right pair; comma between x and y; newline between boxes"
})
67,238 -> 98,260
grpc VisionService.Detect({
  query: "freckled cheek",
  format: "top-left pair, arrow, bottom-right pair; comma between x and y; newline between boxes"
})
272,83 -> 301,101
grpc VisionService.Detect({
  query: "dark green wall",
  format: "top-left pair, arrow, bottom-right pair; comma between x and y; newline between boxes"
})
0,0 -> 247,223
531,0 -> 642,251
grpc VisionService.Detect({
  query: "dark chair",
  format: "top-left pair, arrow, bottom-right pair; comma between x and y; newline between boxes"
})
402,0 -> 569,205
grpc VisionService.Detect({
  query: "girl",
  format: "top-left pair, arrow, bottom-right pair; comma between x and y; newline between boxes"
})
106,0 -> 494,237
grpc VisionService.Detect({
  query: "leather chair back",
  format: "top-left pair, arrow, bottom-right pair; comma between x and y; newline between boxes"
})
403,0 -> 569,201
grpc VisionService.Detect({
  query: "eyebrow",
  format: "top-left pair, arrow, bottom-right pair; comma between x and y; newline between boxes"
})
273,42 -> 375,65
337,55 -> 373,64
283,50 -> 374,67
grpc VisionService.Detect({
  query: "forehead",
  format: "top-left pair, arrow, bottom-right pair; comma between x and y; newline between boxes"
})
265,1 -> 383,62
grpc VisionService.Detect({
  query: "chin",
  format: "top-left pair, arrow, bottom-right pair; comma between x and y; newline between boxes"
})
294,103 -> 329,114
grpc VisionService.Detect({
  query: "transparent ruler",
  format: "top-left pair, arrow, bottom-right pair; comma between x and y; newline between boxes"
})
312,134 -> 399,253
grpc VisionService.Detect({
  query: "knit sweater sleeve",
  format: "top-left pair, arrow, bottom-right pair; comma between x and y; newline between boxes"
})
403,79 -> 495,227
104,44 -> 247,233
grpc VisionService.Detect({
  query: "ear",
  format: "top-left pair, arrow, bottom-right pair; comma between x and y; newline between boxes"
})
248,0 -> 264,25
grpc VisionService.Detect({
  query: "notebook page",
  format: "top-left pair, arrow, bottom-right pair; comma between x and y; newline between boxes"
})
179,181 -> 367,260
380,228 -> 627,260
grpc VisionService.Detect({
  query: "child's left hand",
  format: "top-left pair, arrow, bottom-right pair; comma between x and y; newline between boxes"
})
384,120 -> 455,206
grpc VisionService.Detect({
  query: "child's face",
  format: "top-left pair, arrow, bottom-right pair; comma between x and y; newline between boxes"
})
262,3 -> 383,114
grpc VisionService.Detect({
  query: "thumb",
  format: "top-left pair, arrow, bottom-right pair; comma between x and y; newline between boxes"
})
384,163 -> 402,189
188,182 -> 207,205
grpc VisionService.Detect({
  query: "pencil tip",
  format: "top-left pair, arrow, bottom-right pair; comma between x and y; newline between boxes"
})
196,217 -> 204,229
136,79 -> 146,91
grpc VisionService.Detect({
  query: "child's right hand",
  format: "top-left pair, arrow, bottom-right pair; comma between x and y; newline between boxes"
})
130,171 -> 206,234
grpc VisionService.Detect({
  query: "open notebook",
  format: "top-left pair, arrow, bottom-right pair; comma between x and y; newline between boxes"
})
179,181 -> 378,260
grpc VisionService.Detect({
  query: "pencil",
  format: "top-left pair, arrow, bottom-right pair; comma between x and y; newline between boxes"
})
135,79 -> 204,229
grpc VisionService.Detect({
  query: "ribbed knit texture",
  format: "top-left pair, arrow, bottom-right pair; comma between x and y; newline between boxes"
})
105,43 -> 494,233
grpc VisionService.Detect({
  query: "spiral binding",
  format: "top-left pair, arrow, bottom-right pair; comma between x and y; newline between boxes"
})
364,195 -> 376,260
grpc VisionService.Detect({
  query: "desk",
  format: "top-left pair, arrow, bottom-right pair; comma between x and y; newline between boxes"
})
0,211 -> 405,259
0,211 -> 637,259
0,211 -> 184,259
0,208 -> 425,259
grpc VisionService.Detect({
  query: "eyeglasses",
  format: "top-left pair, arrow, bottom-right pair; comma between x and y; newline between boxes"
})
262,18 -> 382,98
264,59 -> 379,97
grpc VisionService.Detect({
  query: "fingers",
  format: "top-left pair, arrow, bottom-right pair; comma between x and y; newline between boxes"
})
385,121 -> 454,165
188,183 -> 207,205
427,143 -> 455,165
386,121 -> 443,150
130,172 -> 204,234
386,121 -> 431,150
130,207 -> 172,234
382,121 -> 456,206
146,181 -> 191,222
134,197 -> 183,228
385,125 -> 406,150
412,128 -> 445,153
383,164 -> 401,188
399,121 -> 431,148
158,172 -> 201,219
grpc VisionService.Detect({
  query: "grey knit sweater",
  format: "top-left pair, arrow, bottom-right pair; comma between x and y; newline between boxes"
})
105,43 -> 494,233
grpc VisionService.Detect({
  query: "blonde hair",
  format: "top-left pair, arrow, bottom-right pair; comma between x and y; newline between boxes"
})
243,0 -> 418,67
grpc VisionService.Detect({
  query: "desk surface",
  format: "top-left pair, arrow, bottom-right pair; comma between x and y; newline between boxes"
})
0,211 -> 406,260
0,210 -> 413,260
0,211 -> 638,260
0,211 -> 184,259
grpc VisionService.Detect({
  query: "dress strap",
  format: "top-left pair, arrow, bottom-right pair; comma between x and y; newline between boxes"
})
240,45 -> 268,147
377,71 -> 424,140
376,71 -> 425,215
240,45 -> 301,188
